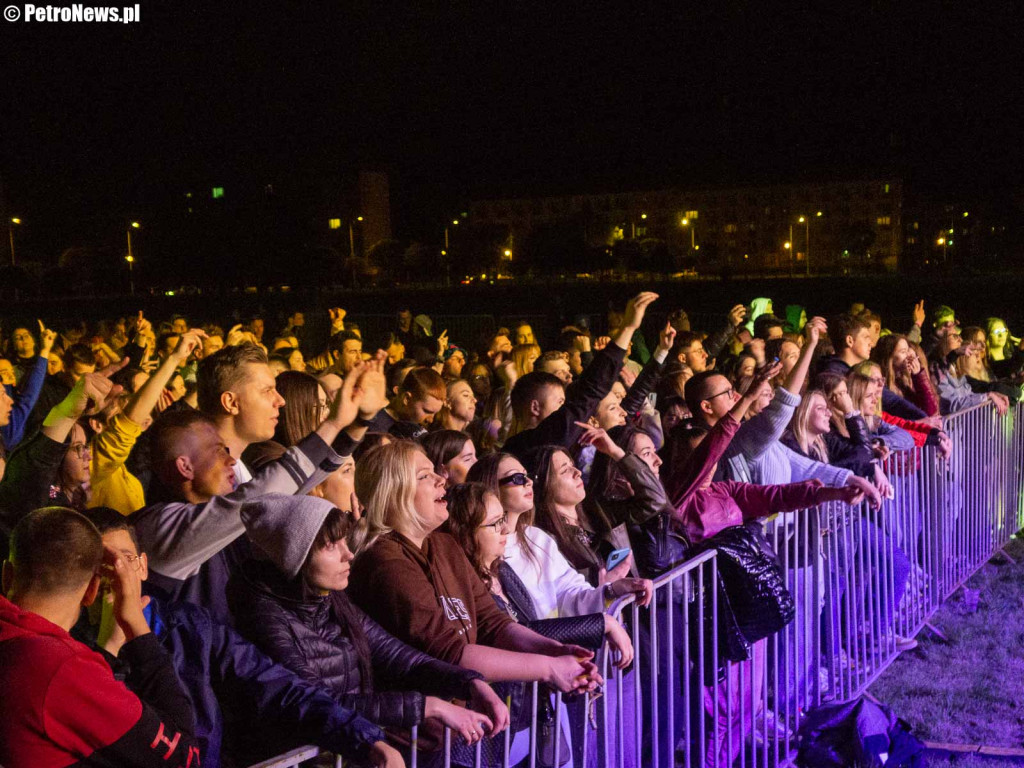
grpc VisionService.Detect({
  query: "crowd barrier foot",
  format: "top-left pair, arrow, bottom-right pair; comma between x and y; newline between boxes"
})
922,622 -> 950,643
997,545 -> 1019,565
924,741 -> 1024,762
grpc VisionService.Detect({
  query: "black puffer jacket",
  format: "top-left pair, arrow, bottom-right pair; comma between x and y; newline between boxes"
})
227,558 -> 483,728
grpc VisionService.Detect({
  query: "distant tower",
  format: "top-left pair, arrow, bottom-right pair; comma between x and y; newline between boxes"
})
358,171 -> 392,248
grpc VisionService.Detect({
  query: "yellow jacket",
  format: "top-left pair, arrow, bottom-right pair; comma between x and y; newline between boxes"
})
88,412 -> 145,516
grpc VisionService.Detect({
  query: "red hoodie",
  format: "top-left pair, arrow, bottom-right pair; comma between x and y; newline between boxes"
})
0,594 -> 200,767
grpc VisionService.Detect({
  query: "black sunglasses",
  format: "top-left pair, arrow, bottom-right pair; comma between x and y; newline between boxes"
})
498,472 -> 534,487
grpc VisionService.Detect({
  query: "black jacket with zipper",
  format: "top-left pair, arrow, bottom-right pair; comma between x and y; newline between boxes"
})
227,558 -> 483,728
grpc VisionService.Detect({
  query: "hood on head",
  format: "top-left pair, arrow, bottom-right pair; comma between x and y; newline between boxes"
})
784,305 -> 806,334
241,494 -> 336,580
745,297 -> 773,334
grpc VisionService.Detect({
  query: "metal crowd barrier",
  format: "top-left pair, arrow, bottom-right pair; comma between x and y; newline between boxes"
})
250,400 -> 1024,768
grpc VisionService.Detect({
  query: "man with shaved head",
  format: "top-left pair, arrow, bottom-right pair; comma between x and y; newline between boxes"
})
1,507 -> 201,766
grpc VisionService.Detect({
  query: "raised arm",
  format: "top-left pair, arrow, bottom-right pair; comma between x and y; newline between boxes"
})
781,315 -> 825,395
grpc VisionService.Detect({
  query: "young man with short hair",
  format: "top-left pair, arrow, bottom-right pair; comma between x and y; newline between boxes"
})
133,358 -> 388,623
819,313 -> 928,420
1,507 -> 202,767
362,366 -> 447,433
197,343 -> 285,485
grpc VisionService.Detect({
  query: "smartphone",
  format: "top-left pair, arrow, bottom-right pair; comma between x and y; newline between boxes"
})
606,548 -> 631,572
736,328 -> 753,345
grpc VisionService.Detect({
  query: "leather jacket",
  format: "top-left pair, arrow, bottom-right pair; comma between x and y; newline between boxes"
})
227,559 -> 482,728
600,453 -> 690,578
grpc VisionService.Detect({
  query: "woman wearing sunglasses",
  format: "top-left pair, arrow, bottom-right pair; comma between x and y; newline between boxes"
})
467,452 -> 652,621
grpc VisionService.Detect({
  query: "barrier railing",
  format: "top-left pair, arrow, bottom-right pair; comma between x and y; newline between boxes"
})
249,400 -> 1024,768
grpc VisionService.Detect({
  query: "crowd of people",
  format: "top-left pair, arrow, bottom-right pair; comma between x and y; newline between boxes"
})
0,293 -> 1021,767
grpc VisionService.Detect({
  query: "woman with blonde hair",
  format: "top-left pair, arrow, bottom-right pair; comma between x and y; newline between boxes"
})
347,439 -> 602,706
846,361 -> 916,451
510,343 -> 541,379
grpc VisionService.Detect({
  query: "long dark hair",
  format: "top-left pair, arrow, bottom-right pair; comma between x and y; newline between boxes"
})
466,452 -> 537,566
301,508 -> 374,692
521,445 -> 607,578
587,424 -> 644,504
442,482 -> 498,588
273,371 -> 322,447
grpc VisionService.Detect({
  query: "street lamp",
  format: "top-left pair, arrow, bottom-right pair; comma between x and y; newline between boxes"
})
9,217 -> 22,267
125,221 -> 140,295
679,218 -> 695,250
797,215 -> 811,275
445,219 -> 460,251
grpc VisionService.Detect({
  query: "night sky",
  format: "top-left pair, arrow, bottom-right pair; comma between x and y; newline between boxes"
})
2,2 -> 1023,246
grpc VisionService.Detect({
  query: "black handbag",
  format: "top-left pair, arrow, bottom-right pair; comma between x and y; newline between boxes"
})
697,522 -> 795,643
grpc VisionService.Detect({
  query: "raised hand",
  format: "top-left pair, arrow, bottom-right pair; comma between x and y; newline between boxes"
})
328,307 -> 347,333
727,303 -> 747,328
436,329 -> 449,356
593,335 -> 610,351
804,316 -> 827,345
574,421 -> 625,460
226,324 -> 247,346
912,300 -> 926,327
657,319 -> 677,353
622,292 -> 659,331
37,319 -> 57,355
171,328 -> 207,362
355,351 -> 389,420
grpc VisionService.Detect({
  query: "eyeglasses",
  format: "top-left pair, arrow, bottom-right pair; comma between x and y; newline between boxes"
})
123,553 -> 144,571
498,472 -> 534,487
867,377 -> 885,386
69,443 -> 90,459
705,387 -> 735,402
480,513 -> 510,533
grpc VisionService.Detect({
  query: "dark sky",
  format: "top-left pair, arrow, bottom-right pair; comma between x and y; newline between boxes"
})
2,1 -> 1023,242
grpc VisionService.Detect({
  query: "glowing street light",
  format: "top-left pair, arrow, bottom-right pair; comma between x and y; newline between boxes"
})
126,221 -> 141,296
783,241 -> 792,250
9,217 -> 22,267
679,217 -> 695,249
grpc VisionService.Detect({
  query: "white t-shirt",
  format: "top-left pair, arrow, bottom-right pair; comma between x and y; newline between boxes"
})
503,526 -> 605,619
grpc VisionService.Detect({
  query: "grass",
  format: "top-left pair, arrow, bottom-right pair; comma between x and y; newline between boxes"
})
868,537 -> 1024,757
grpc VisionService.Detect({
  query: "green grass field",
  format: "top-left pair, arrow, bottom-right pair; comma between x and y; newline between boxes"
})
869,538 -> 1024,761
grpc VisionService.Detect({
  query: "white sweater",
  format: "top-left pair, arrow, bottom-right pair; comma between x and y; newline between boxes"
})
504,525 -> 605,619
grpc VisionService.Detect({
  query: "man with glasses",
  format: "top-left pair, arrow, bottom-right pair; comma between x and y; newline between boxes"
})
77,507 -> 400,768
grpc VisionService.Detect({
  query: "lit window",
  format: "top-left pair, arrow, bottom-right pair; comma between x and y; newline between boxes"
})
883,183 -> 890,194
211,187 -> 224,199
329,219 -> 341,230
876,216 -> 891,226
907,236 -> 917,244
685,210 -> 699,220
724,223 -> 738,234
